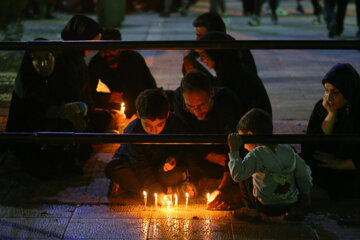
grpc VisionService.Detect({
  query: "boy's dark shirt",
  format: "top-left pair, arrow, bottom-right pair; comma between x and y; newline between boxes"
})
112,113 -> 185,187
88,50 -> 157,117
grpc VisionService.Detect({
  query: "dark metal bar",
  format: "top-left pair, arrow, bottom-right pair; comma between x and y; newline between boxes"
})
0,40 -> 359,51
0,132 -> 359,144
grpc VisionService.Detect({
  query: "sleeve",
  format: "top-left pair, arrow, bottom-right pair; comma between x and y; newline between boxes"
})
228,151 -> 257,182
300,100 -> 326,159
294,153 -> 313,194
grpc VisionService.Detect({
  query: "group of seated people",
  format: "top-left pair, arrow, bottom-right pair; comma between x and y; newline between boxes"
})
4,12 -> 360,221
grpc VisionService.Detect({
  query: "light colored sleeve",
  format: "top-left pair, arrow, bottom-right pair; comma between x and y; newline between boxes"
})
294,153 -> 313,194
228,151 -> 257,182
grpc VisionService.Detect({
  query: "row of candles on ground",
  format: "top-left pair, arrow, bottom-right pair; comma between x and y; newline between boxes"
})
143,191 -> 210,209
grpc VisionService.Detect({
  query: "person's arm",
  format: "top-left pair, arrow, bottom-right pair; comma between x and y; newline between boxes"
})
321,95 -> 338,134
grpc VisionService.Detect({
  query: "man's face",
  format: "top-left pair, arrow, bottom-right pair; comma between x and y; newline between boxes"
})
100,49 -> 120,67
197,49 -> 215,69
182,90 -> 213,120
140,117 -> 167,134
196,26 -> 208,40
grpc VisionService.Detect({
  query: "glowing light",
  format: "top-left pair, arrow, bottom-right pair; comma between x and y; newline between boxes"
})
154,193 -> 158,208
207,192 -> 210,204
143,191 -> 147,208
185,192 -> 189,209
120,102 -> 125,114
174,194 -> 178,207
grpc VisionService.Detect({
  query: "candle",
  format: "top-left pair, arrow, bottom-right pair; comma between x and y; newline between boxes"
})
185,192 -> 189,209
167,200 -> 171,210
154,193 -> 158,208
120,102 -> 125,114
143,191 -> 147,208
174,194 -> 178,207
206,192 -> 210,204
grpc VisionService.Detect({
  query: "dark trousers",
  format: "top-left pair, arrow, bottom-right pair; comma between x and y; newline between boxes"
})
105,159 -> 186,195
210,0 -> 226,13
324,0 -> 349,32
311,0 -> 322,16
239,177 -> 293,216
253,0 -> 277,17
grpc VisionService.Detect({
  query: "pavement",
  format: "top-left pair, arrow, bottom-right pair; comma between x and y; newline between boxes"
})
1,0 -> 360,239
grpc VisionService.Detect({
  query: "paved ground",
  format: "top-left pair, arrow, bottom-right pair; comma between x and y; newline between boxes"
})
1,0 -> 360,239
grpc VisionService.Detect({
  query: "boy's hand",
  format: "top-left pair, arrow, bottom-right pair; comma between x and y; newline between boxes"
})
228,133 -> 242,152
163,157 -> 176,172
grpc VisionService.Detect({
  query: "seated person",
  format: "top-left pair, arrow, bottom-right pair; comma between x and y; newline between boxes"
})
88,27 -> 157,119
196,31 -> 272,116
183,12 -> 257,76
228,108 -> 313,221
301,63 -> 360,199
173,70 -> 245,209
105,89 -> 194,203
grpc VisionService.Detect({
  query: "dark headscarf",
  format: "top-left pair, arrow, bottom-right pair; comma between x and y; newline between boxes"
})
192,12 -> 226,33
322,63 -> 360,119
198,31 -> 239,77
61,14 -> 102,41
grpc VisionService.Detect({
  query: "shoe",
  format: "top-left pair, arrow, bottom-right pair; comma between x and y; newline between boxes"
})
159,11 -> 170,17
248,17 -> 260,26
107,180 -> 121,198
312,15 -> 322,25
179,8 -> 187,16
295,4 -> 305,14
328,24 -> 338,38
232,207 -> 261,222
276,8 -> 288,16
271,14 -> 278,25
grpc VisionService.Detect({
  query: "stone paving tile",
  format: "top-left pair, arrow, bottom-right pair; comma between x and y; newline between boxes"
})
0,217 -> 69,239
231,222 -> 317,239
63,218 -> 149,240
0,204 -> 75,218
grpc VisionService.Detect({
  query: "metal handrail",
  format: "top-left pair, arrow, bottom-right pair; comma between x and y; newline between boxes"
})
0,40 -> 359,51
1,132 -> 359,144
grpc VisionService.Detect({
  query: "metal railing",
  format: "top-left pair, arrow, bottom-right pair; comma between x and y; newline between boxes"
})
0,40 -> 359,51
0,132 -> 359,145
0,39 -> 359,144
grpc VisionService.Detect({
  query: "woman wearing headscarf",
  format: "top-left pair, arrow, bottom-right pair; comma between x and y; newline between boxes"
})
196,31 -> 272,118
183,12 -> 257,76
301,63 -> 360,199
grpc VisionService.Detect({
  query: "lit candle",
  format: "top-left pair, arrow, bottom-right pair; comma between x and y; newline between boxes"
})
167,200 -> 171,210
154,193 -> 158,208
206,192 -> 210,204
174,194 -> 178,207
143,191 -> 147,208
120,102 -> 125,114
185,192 -> 189,209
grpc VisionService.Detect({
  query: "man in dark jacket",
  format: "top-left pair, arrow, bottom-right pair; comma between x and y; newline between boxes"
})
89,27 -> 157,119
173,70 -> 244,209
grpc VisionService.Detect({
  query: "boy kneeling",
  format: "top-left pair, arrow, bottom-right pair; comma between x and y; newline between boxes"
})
105,89 -> 193,204
228,108 -> 313,221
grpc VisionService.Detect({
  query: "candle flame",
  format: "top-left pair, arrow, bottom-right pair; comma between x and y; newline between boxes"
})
120,102 -> 125,114
207,193 -> 210,201
143,191 -> 147,197
154,193 -> 157,198
167,201 -> 171,207
186,192 -> 189,198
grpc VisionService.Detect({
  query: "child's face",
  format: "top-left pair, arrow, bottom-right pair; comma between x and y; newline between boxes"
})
238,130 -> 256,152
140,117 -> 167,134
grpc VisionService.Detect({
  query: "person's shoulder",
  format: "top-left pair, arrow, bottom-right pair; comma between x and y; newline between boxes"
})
120,50 -> 145,60
123,118 -> 145,134
214,87 -> 240,103
162,112 -> 185,133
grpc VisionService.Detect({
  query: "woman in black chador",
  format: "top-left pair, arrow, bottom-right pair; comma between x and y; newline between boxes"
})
6,15 -> 103,179
301,63 -> 360,199
197,31 -> 272,117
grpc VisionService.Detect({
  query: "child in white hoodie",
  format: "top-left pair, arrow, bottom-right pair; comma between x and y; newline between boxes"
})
228,108 -> 313,220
